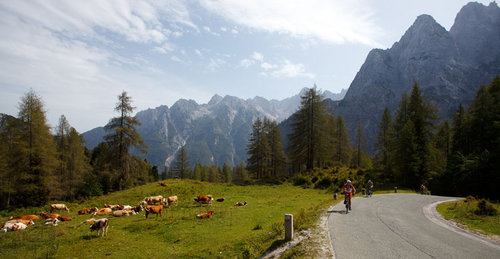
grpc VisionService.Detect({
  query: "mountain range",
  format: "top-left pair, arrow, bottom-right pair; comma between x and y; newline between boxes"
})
83,89 -> 346,168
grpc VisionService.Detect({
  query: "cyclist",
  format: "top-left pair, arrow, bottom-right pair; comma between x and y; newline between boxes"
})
342,180 -> 356,211
420,184 -> 427,195
367,180 -> 374,196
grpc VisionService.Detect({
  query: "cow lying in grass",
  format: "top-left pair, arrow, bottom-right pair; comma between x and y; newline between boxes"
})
39,212 -> 60,219
1,222 -> 28,232
44,218 -> 59,226
90,218 -> 109,237
94,208 -> 112,216
5,219 -> 34,226
163,196 -> 178,207
196,211 -> 214,219
235,201 -> 247,206
9,215 -> 40,221
142,195 -> 163,205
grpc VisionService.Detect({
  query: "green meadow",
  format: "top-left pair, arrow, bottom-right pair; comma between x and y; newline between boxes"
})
0,180 -> 332,258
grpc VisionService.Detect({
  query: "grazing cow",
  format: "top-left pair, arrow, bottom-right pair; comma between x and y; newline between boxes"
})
235,201 -> 247,206
6,219 -> 34,226
90,218 -> 109,237
50,204 -> 69,213
83,218 -> 96,225
160,182 -> 167,187
57,216 -> 72,222
1,222 -> 27,232
44,218 -> 59,226
39,212 -> 60,219
216,198 -> 225,202
112,210 -> 130,217
88,207 -> 99,214
9,215 -> 40,221
94,208 -> 112,216
145,205 -> 163,219
163,196 -> 178,206
196,211 -> 214,219
194,195 -> 213,206
143,195 -> 163,205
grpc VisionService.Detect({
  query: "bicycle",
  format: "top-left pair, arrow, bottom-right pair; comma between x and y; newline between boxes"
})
343,193 -> 351,214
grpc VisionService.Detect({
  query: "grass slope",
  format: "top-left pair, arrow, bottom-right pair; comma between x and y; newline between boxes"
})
0,180 -> 332,258
436,199 -> 500,236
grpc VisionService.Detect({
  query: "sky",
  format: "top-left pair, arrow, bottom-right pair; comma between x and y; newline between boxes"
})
0,0 -> 494,132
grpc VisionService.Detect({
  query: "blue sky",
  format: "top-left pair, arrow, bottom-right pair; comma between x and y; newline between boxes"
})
0,0 -> 493,132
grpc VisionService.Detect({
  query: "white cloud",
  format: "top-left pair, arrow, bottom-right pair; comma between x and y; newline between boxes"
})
207,58 -> 226,71
251,52 -> 264,62
270,60 -> 315,79
195,49 -> 202,56
261,62 -> 277,70
199,0 -> 383,46
220,27 -> 228,32
240,58 -> 253,67
171,56 -> 183,63
203,25 -> 220,36
231,28 -> 239,34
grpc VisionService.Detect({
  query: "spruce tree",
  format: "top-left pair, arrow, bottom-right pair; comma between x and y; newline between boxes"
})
222,163 -> 232,183
247,118 -> 270,179
374,108 -> 395,178
265,119 -> 287,178
333,115 -> 350,165
65,127 -> 90,200
289,87 -> 327,170
104,91 -> 147,190
173,146 -> 191,179
354,121 -> 367,168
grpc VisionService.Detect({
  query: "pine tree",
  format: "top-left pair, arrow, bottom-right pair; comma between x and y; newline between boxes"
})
247,118 -> 270,179
289,87 -> 327,170
374,108 -> 395,178
333,115 -> 350,165
104,91 -> 147,190
15,90 -> 59,206
222,163 -> 232,183
265,119 -> 287,178
173,146 -> 191,179
354,121 -> 367,168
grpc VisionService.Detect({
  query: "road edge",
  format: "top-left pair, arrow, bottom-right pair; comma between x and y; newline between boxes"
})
423,198 -> 500,250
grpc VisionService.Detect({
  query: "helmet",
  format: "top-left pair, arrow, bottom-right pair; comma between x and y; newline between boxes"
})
368,180 -> 372,183
346,180 -> 351,184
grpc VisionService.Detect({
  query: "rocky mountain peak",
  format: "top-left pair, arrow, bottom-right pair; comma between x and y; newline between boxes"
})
208,94 -> 223,105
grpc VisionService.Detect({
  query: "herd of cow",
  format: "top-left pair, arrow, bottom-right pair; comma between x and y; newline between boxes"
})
1,193 -> 248,237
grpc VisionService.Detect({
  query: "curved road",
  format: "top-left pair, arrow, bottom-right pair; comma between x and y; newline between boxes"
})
328,193 -> 500,259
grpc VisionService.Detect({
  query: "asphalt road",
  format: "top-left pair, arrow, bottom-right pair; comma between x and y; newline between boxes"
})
328,193 -> 500,259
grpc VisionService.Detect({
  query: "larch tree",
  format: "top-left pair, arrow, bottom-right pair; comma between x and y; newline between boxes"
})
173,146 -> 191,179
265,119 -> 287,178
247,117 -> 270,179
15,90 -> 59,206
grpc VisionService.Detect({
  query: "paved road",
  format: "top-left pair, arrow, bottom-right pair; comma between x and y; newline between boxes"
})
328,193 -> 500,259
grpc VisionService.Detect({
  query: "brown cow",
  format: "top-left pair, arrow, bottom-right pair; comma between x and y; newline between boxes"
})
78,208 -> 89,215
9,215 -> 40,221
50,203 -> 69,213
196,211 -> 214,219
94,208 -> 112,216
194,195 -> 213,206
160,182 -> 167,187
112,210 -> 130,217
216,198 -> 225,202
39,212 -> 60,219
132,205 -> 143,214
145,205 -> 163,219
57,216 -> 72,222
104,204 -> 121,210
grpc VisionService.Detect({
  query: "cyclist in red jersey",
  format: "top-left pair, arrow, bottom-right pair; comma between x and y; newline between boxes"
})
342,180 -> 356,211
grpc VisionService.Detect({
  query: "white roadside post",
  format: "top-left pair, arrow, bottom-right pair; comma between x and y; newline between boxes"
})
285,214 -> 293,241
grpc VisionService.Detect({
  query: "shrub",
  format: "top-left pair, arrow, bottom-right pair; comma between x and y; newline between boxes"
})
465,195 -> 476,202
315,176 -> 333,189
292,175 -> 311,187
475,199 -> 498,216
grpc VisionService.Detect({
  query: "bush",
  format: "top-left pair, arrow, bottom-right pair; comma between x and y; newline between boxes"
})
292,175 -> 311,187
315,176 -> 333,189
475,199 -> 498,216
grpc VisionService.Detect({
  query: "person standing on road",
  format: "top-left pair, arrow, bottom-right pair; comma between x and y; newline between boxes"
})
342,180 -> 356,211
367,180 -> 373,196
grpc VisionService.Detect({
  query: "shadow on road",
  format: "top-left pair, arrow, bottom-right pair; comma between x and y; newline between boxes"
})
328,209 -> 347,215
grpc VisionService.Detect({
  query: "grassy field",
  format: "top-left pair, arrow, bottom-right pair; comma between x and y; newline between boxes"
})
0,180 -> 333,258
436,198 -> 500,236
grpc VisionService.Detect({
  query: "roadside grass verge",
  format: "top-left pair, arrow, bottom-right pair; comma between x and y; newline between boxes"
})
436,198 -> 500,236
0,180 -> 332,258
